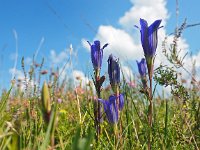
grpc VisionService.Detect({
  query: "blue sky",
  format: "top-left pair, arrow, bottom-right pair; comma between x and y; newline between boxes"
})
0,0 -> 200,90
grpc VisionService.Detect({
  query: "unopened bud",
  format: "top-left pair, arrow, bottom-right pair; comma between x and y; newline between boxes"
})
41,81 -> 51,122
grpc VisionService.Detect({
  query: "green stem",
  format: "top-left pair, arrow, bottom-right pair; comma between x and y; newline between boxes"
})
148,76 -> 153,150
94,69 -> 101,143
164,100 -> 168,148
97,88 -> 101,140
114,123 -> 118,149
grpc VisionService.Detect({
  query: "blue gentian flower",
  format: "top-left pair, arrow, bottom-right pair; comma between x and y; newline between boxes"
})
137,18 -> 162,58
108,54 -> 120,86
88,40 -> 108,70
99,94 -> 124,124
136,58 -> 147,78
137,58 -> 147,89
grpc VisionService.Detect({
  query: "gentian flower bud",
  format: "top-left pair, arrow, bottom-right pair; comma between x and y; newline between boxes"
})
88,40 -> 108,70
108,54 -> 120,92
136,58 -> 147,78
137,58 -> 147,89
99,94 -> 124,124
119,94 -> 124,111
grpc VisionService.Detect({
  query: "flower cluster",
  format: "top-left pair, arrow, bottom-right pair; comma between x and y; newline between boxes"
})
88,40 -> 124,124
136,18 -> 162,149
99,54 -> 124,124
87,18 -> 162,145
88,40 -> 109,137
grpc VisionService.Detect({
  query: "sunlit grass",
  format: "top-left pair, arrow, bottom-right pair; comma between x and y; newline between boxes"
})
0,20 -> 200,150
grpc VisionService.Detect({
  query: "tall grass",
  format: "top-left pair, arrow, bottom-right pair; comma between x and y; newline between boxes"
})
0,19 -> 200,150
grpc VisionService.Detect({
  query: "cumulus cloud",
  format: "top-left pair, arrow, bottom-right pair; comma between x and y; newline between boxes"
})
154,30 -> 190,68
9,68 -> 36,91
49,49 -> 68,65
81,38 -> 90,52
119,0 -> 169,30
121,65 -> 134,81
189,52 -> 200,68
72,70 -> 90,87
9,68 -> 24,80
95,25 -> 142,60
25,57 -> 32,65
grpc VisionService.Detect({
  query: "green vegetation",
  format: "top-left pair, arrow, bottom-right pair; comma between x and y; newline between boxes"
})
0,21 -> 200,150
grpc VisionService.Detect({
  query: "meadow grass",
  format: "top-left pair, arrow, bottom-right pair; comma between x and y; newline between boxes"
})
0,22 -> 200,150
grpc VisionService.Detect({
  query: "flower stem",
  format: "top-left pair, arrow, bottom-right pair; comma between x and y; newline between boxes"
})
114,123 -> 118,148
94,69 -> 101,143
97,88 -> 101,140
148,76 -> 153,150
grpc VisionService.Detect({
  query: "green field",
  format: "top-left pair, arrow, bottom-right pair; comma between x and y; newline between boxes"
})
0,19 -> 200,150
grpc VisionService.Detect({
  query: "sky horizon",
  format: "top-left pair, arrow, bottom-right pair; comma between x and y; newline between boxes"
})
0,0 -> 200,91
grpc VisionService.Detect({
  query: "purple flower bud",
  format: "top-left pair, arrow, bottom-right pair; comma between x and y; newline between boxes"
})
88,40 -> 108,70
99,95 -> 118,124
138,19 -> 162,58
136,58 -> 147,78
119,94 -> 124,111
108,54 -> 120,86
136,58 -> 148,89
99,94 -> 124,124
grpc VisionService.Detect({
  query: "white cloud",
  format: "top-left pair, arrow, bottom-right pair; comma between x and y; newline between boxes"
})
154,30 -> 190,68
95,25 -> 142,60
81,38 -> 90,52
160,86 -> 171,97
9,68 -> 24,80
121,65 -> 134,81
190,52 -> 200,68
180,51 -> 200,83
9,68 -> 36,91
25,57 -> 32,65
119,0 -> 168,30
49,49 -> 68,65
72,70 -> 90,87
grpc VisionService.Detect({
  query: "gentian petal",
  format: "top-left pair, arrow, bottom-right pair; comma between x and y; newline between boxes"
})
89,40 -> 107,70
102,43 -> 109,50
136,58 -> 147,77
108,95 -> 116,102
148,20 -> 162,56
139,18 -> 162,57
119,94 -> 124,111
91,44 -> 99,69
108,95 -> 118,123
140,19 -> 149,56
98,96 -> 119,124
108,54 -> 120,86
94,40 -> 100,50
99,99 -> 109,112
148,20 -> 162,34
87,41 -> 91,46
115,59 -> 120,83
